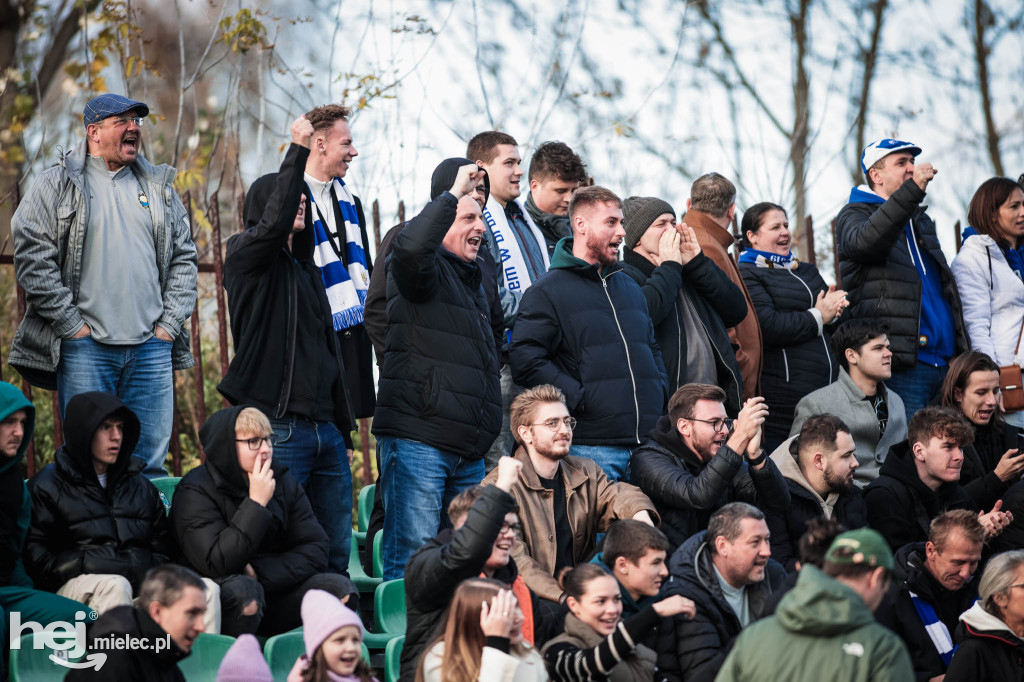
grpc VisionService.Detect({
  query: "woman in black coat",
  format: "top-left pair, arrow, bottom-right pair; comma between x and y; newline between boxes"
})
946,549 -> 1024,682
739,202 -> 847,450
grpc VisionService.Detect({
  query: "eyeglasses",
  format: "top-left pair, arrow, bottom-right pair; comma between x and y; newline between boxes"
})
103,115 -> 145,127
684,417 -> 734,433
235,435 -> 277,451
530,417 -> 577,432
499,521 -> 523,535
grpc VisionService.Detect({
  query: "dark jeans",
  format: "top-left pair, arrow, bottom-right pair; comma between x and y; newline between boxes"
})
886,362 -> 949,425
269,416 -> 353,575
217,573 -> 357,637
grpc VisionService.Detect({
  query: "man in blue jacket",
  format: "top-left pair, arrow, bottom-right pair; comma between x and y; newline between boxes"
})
509,185 -> 669,482
836,139 -> 968,422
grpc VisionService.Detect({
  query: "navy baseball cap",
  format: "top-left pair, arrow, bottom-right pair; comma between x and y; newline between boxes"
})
861,139 -> 921,175
83,94 -> 150,126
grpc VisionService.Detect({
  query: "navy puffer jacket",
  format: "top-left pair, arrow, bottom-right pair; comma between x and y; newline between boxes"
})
510,238 -> 668,446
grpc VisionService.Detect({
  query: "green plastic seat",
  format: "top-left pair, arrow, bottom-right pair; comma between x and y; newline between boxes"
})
384,635 -> 404,682
265,629 -> 369,682
9,632 -> 83,682
152,476 -> 182,514
177,632 -> 235,681
372,531 -> 384,579
363,579 -> 405,650
348,535 -> 382,594
353,483 -> 375,546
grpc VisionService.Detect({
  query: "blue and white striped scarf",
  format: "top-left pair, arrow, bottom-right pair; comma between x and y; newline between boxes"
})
908,590 -> 957,666
306,178 -> 369,330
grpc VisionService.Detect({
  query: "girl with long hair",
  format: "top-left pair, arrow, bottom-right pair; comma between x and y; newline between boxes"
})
287,589 -> 378,682
542,564 -> 695,681
417,578 -> 547,682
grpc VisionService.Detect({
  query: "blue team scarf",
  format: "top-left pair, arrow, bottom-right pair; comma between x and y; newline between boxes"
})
306,179 -> 369,330
908,591 -> 957,666
738,248 -> 798,269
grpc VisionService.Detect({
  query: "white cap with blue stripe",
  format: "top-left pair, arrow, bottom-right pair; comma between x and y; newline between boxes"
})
861,139 -> 922,175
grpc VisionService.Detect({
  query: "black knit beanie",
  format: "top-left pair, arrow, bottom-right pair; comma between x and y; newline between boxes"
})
622,196 -> 675,249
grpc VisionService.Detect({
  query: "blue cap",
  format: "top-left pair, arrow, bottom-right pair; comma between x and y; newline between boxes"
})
861,139 -> 922,175
83,94 -> 150,126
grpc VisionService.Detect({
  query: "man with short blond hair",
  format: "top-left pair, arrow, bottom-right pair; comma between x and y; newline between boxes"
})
876,510 -> 986,682
483,385 -> 659,603
510,187 -> 668,482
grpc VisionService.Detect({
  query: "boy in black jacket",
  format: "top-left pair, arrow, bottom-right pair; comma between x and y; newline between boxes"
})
171,406 -> 355,636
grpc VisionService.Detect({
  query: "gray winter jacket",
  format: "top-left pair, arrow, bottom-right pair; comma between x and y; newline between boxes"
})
10,142 -> 197,389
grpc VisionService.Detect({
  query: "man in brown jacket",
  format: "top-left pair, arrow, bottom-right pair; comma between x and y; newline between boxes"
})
684,173 -> 762,400
483,384 -> 659,603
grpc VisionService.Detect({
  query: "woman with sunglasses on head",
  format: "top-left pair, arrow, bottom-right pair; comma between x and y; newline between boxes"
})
542,563 -> 695,682
417,578 -> 547,682
738,202 -> 847,452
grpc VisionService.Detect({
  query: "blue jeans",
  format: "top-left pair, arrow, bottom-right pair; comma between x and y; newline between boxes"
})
57,336 -> 173,478
269,417 -> 353,576
570,444 -> 632,482
886,362 -> 949,425
378,436 -> 485,581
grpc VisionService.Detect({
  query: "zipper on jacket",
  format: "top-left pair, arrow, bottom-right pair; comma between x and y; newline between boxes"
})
786,268 -> 833,380
781,348 -> 790,382
602,273 -> 641,444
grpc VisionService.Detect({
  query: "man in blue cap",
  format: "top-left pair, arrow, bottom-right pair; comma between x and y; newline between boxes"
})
10,93 -> 198,478
835,140 -> 968,422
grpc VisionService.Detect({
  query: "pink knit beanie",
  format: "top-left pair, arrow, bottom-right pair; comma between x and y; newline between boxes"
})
301,589 -> 365,658
216,634 -> 272,682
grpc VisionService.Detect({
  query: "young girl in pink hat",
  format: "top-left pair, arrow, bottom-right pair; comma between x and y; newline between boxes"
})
288,589 -> 379,682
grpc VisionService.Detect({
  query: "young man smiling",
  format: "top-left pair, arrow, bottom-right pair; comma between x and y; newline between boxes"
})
11,94 -> 198,479
509,186 -> 669,482
865,407 -> 1011,551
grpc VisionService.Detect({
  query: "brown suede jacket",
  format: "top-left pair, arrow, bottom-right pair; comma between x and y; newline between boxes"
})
483,446 -> 659,602
686,210 -> 763,400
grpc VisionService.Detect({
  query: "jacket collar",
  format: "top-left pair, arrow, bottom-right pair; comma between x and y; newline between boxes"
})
513,445 -> 589,493
549,237 -> 621,279
837,367 -> 890,403
63,139 -> 176,188
769,436 -> 838,514
959,602 -> 1024,645
622,247 -> 656,277
684,210 -> 738,251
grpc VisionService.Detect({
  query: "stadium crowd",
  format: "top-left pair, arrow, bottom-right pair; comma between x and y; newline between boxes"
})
4,92 -> 1024,681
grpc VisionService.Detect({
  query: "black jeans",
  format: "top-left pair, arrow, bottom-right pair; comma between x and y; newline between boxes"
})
217,572 -> 358,636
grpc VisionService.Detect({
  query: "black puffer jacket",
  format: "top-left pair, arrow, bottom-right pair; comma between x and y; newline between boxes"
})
400,485 -> 554,681
171,406 -> 329,592
218,143 -> 355,436
836,179 -> 968,370
620,248 -> 745,415
24,392 -> 173,592
875,542 -> 979,682
864,441 -> 978,551
992,479 -> 1024,555
65,605 -> 188,682
959,419 -> 1017,511
946,603 -> 1024,682
371,179 -> 502,459
660,531 -> 787,682
740,259 -> 837,448
510,238 -> 668,446
630,416 -> 790,552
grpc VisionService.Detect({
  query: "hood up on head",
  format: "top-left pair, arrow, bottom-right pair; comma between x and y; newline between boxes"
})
776,564 -> 875,636
62,392 -> 140,481
198,405 -> 254,494
430,157 -> 489,203
243,169 -> 316,262
0,381 -> 35,475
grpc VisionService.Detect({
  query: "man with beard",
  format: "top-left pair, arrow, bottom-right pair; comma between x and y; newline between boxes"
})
630,383 -> 790,553
509,186 -> 669,481
660,502 -> 787,682
766,415 -> 867,572
11,93 -> 197,478
401,456 -> 558,680
482,385 -> 659,603
876,510 -> 986,682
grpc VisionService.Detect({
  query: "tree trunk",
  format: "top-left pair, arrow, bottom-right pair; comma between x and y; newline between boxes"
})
972,0 -> 1003,175
852,0 -> 888,185
789,0 -> 811,260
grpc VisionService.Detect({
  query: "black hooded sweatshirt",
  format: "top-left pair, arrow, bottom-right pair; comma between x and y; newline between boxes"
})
24,392 -> 173,592
171,406 -> 330,592
864,441 -> 978,551
218,143 -> 354,443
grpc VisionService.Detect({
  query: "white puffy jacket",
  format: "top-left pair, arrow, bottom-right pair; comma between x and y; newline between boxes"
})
951,232 -> 1024,366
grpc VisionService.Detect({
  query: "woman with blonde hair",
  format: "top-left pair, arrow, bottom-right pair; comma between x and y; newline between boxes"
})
417,578 -> 547,682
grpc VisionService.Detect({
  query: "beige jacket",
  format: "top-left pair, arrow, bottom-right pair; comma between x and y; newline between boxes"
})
483,446 -> 659,602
